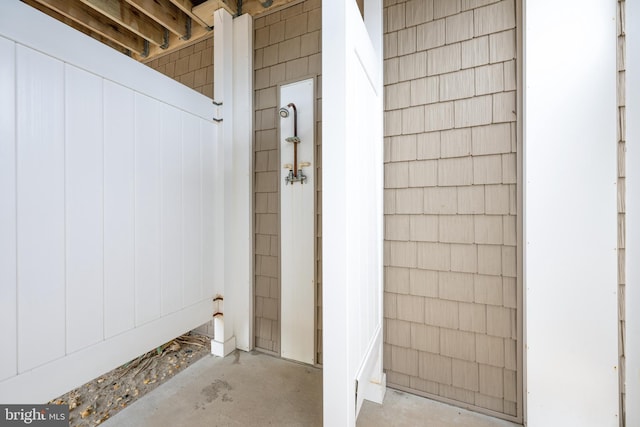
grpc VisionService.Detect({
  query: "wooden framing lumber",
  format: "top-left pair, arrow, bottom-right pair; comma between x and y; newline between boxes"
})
23,0 -> 131,56
124,0 -> 191,39
78,0 -> 167,47
167,0 -> 211,29
240,0 -> 301,18
31,0 -> 146,55
192,0 -> 237,26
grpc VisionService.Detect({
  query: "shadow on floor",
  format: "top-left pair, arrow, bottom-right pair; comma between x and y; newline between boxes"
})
101,351 -> 519,427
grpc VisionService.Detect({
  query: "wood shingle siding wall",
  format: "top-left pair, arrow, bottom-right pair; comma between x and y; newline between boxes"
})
618,0 -> 626,424
253,0 -> 322,359
146,37 -> 214,99
383,0 -> 519,419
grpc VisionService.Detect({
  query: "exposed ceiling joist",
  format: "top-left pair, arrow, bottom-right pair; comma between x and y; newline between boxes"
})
241,0 -> 301,18
141,24 -> 210,61
22,0 -> 305,63
124,0 -> 191,39
168,0 -> 211,29
24,0 -> 132,56
192,0 -> 237,26
32,0 -> 147,55
78,0 -> 168,48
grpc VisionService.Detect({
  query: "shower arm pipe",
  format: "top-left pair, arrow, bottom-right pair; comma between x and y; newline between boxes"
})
288,103 -> 298,177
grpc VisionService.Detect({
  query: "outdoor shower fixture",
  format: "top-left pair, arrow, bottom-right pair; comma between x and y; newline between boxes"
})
280,103 -> 307,185
280,78 -> 315,365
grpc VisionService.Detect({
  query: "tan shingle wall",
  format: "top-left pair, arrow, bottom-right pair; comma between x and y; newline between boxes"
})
146,37 -> 214,99
253,0 -> 322,357
383,0 -> 519,418
617,0 -> 626,424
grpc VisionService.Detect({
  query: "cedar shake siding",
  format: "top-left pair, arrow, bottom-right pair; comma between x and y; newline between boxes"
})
383,0 -> 520,420
253,0 -> 322,360
146,37 -> 214,99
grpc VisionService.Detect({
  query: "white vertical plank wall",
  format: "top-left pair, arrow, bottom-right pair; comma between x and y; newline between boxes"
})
524,1 -> 619,425
183,112 -> 204,307
0,2 -> 218,403
103,81 -> 136,339
160,103 -> 184,316
0,36 -> 17,383
323,0 -> 385,425
16,45 -> 67,373
65,65 -> 105,354
135,94 -> 163,326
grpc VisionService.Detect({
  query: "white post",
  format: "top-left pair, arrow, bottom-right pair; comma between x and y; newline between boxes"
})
523,1 -> 619,425
322,3 -> 351,420
211,8 -> 253,357
212,8 -> 236,357
625,1 -> 640,426
231,13 -> 253,352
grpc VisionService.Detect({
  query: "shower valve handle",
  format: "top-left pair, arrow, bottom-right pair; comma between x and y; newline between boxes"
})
283,162 -> 310,170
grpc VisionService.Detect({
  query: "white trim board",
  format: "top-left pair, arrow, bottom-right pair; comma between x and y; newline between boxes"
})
625,1 -> 640,426
523,1 -> 619,425
279,78 -> 316,366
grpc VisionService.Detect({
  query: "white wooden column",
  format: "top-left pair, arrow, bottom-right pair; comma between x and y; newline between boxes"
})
524,1 -> 619,425
625,1 -> 640,426
212,9 -> 253,356
231,13 -> 253,352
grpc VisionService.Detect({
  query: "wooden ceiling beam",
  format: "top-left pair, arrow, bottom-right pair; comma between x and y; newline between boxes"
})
23,0 -> 132,56
140,25 -> 211,61
192,0 -> 237,27
31,0 -> 147,55
77,0 -> 167,47
167,0 -> 211,29
124,0 -> 191,39
241,0 -> 300,17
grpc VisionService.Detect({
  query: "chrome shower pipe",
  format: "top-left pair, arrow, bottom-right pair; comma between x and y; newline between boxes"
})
280,103 -> 299,177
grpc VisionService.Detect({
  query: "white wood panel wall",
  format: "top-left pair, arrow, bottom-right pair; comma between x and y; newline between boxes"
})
65,64 -> 105,354
323,0 -> 385,425
0,1 -> 218,403
16,45 -> 67,373
103,81 -> 136,339
0,35 -> 17,383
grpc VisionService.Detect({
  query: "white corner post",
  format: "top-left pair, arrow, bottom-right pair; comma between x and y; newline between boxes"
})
231,12 -> 253,352
322,0 -> 385,425
211,9 -> 253,357
625,1 -> 640,426
523,1 -> 619,426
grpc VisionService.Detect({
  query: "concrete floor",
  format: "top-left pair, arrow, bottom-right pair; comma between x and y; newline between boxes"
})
101,351 -> 520,427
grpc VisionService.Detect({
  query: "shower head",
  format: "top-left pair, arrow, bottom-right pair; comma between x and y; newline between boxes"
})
279,107 -> 290,118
